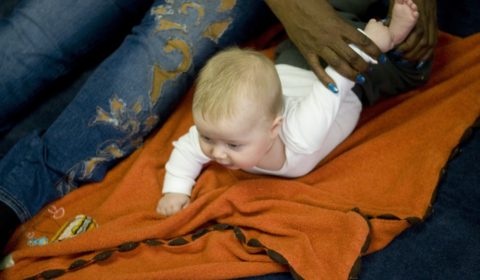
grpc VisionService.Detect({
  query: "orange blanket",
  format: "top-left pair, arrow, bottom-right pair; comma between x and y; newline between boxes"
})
2,32 -> 480,280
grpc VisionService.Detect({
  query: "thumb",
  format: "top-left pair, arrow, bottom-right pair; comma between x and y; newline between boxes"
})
182,200 -> 190,209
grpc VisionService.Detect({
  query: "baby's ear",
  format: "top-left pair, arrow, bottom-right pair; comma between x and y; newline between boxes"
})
270,116 -> 283,137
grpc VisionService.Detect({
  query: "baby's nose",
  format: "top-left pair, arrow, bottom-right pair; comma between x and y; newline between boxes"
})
212,145 -> 227,159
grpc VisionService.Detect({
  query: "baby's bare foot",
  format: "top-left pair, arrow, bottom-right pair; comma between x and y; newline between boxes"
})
389,0 -> 419,45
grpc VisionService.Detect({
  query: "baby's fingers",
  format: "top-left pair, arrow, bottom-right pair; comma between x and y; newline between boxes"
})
159,206 -> 176,217
156,205 -> 168,216
157,202 -> 178,217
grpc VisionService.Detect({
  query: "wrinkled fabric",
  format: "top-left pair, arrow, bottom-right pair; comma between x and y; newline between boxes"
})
1,31 -> 479,280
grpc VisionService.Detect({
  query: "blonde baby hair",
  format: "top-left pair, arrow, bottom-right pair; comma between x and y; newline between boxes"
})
193,47 -> 283,124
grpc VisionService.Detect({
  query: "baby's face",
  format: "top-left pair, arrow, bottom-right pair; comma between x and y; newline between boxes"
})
194,112 -> 276,170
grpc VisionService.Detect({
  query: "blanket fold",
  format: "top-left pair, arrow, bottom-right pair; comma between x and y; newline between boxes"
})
2,31 -> 480,280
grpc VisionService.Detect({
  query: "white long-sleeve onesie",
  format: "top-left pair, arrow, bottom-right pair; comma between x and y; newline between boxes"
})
163,45 -> 375,196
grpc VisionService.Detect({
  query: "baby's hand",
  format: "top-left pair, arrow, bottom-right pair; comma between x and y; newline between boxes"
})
156,193 -> 190,217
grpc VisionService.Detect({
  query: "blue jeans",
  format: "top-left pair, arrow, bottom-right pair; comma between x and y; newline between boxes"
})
0,0 -> 273,223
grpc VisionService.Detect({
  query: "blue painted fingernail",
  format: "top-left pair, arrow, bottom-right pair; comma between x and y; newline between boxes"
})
327,83 -> 338,94
355,74 -> 366,84
379,53 -> 387,63
416,61 -> 426,69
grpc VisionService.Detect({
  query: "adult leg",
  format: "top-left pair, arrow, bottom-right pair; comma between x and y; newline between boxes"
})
0,0 -> 152,253
0,0 -> 273,248
0,0 -> 152,134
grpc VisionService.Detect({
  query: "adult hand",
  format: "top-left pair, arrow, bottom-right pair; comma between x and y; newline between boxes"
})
391,0 -> 438,61
265,0 -> 381,89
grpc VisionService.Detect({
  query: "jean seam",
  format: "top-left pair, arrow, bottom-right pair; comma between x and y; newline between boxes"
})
0,187 -> 30,222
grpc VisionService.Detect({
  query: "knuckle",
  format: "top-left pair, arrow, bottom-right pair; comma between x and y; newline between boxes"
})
329,59 -> 341,68
348,56 -> 368,72
348,54 -> 362,65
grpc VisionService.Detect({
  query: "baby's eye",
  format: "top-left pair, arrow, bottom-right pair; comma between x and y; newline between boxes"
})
201,135 -> 212,143
227,143 -> 242,150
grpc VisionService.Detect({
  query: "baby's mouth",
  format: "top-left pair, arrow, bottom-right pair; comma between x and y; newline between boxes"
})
217,162 -> 236,169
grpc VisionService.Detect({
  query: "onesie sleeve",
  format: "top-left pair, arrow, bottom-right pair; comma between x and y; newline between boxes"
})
162,126 -> 211,196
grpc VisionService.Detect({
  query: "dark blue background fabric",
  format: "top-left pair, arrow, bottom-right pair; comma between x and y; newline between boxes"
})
1,1 -> 479,279
437,0 -> 480,37
358,122 -> 480,280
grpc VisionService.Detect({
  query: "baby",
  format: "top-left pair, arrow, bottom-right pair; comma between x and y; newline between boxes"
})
157,0 -> 419,216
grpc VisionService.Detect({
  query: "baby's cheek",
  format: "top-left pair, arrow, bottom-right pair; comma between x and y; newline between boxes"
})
199,142 -> 211,158
235,153 -> 261,169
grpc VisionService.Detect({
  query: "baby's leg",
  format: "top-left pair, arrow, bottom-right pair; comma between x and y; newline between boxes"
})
389,0 -> 419,45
